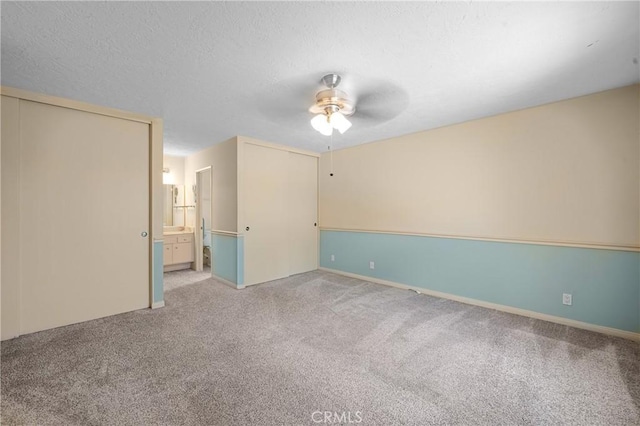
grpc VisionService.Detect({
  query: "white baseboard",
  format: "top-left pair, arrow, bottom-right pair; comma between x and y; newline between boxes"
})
319,267 -> 640,342
163,263 -> 191,273
151,301 -> 165,309
212,273 -> 242,289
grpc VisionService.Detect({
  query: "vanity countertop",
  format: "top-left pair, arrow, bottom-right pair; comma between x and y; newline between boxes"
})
163,226 -> 194,236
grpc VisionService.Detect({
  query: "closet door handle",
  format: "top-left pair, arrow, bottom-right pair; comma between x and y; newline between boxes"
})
246,226 -> 250,231
314,223 -> 317,227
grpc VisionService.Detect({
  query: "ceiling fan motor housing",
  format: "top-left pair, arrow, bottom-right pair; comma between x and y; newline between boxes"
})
309,88 -> 355,116
321,73 -> 341,89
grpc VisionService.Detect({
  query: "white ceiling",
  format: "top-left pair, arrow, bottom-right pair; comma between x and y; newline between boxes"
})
2,2 -> 638,156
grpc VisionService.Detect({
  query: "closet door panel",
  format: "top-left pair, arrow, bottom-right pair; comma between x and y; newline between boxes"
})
288,153 -> 318,275
1,95 -> 21,340
244,143 -> 289,285
19,100 -> 149,334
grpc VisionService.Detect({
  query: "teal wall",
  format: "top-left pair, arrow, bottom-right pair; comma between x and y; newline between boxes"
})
212,233 -> 244,287
320,230 -> 640,333
152,240 -> 164,304
236,236 -> 244,287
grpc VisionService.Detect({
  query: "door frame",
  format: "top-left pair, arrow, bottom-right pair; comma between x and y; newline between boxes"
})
195,166 -> 212,272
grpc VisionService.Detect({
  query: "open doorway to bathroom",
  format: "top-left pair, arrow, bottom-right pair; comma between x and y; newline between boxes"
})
195,167 -> 212,273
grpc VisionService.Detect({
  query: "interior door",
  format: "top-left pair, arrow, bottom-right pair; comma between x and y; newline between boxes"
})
244,143 -> 289,286
288,152 -> 318,275
19,100 -> 149,334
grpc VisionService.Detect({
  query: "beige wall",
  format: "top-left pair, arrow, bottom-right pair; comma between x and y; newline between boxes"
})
163,155 -> 185,186
151,120 -> 164,239
319,84 -> 640,249
185,137 -> 238,233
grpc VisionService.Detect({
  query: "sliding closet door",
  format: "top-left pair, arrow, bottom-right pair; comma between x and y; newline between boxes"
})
1,95 -> 21,339
19,100 -> 149,334
243,143 -> 289,286
288,152 -> 318,275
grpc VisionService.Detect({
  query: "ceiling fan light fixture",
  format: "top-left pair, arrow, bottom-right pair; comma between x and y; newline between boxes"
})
309,73 -> 357,136
311,113 -> 333,136
330,111 -> 352,134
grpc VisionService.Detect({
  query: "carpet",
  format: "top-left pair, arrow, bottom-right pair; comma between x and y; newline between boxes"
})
163,266 -> 212,292
1,270 -> 638,425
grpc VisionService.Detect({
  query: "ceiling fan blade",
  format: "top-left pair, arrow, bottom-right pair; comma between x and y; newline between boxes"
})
251,73 -> 323,125
340,75 -> 410,124
352,83 -> 410,125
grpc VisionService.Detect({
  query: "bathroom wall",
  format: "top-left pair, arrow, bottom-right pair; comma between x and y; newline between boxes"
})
185,137 -> 239,284
184,137 -> 238,233
163,155 -> 185,186
201,168 -> 212,246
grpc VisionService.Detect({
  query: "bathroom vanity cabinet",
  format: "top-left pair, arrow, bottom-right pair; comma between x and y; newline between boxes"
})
163,233 -> 194,271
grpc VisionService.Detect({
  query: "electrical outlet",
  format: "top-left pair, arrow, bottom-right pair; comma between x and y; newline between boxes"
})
330,254 -> 335,262
562,293 -> 572,306
369,261 -> 375,270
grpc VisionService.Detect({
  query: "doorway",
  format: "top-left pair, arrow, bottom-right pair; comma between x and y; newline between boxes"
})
195,167 -> 212,272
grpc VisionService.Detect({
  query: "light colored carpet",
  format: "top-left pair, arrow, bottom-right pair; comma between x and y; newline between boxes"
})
1,270 -> 638,425
163,266 -> 211,292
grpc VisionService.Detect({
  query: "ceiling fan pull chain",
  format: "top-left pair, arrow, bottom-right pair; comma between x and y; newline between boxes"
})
329,134 -> 334,177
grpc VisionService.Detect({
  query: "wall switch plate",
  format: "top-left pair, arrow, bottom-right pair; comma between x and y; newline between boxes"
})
330,254 -> 335,262
562,293 -> 572,306
369,261 -> 375,269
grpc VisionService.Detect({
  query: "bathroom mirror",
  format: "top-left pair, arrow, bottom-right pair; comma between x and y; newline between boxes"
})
162,185 -> 195,226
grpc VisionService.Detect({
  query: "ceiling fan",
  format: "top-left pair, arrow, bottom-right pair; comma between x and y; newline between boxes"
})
305,72 -> 410,137
308,73 -> 355,136
254,72 -> 409,136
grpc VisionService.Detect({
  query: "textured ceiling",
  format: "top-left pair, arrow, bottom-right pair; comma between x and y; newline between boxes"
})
2,2 -> 639,156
